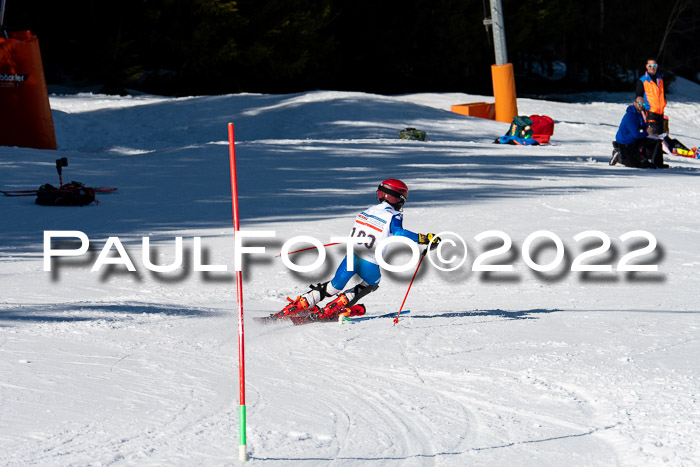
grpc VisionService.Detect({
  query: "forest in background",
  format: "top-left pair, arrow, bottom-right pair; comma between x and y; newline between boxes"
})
3,0 -> 699,96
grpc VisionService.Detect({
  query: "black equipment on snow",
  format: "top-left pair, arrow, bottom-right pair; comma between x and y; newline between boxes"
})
36,181 -> 95,206
1,157 -> 117,201
35,158 -> 96,206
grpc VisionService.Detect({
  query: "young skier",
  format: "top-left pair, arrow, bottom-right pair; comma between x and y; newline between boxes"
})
270,179 -> 440,322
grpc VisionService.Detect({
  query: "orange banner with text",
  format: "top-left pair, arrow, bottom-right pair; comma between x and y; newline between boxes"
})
0,31 -> 57,150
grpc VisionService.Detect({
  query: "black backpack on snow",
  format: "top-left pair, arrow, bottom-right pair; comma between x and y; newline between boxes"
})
36,181 -> 95,206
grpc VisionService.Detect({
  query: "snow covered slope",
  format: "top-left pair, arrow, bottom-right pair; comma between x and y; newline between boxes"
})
1,87 -> 699,466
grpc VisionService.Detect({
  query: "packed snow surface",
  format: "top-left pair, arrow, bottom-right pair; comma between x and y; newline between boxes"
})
1,80 -> 700,466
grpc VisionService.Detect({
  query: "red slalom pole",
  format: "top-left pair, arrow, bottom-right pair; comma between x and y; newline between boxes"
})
228,123 -> 247,461
393,247 -> 428,324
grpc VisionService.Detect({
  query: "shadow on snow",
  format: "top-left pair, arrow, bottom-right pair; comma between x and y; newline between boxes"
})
2,91 -> 699,251
410,308 -> 560,320
0,302 -> 221,326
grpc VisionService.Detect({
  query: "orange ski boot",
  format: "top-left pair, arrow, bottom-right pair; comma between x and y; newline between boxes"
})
269,296 -> 310,320
310,294 -> 348,321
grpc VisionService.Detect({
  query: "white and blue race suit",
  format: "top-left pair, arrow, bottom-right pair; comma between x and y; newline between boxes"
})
329,201 -> 419,291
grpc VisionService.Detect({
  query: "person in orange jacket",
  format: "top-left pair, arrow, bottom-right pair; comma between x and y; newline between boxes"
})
636,58 -> 666,136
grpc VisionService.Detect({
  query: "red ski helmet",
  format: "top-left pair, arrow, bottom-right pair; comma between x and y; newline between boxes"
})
377,179 -> 408,209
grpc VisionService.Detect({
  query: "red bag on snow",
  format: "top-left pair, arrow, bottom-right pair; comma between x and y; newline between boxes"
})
529,115 -> 554,144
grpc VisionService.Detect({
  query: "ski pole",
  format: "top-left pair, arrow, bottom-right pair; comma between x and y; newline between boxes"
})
393,246 -> 428,324
276,242 -> 341,257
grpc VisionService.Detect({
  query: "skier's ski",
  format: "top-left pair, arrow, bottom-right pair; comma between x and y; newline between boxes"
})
0,189 -> 37,194
254,305 -> 408,326
252,307 -> 320,325
0,190 -> 38,197
288,304 -> 364,325
288,312 -> 325,326
1,187 -> 118,197
671,148 -> 700,159
290,309 -> 410,326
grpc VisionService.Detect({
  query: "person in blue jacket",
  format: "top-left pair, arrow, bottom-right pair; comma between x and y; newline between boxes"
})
612,97 -> 667,168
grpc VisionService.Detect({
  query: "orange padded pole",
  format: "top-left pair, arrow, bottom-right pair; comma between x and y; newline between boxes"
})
491,63 -> 518,123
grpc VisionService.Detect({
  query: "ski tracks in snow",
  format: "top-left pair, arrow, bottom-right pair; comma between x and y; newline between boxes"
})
0,304 -> 239,465
247,315 -> 620,465
248,323 -> 474,465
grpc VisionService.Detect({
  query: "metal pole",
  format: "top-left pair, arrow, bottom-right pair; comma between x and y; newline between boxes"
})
488,0 -> 517,123
0,0 -> 7,31
490,0 -> 508,65
228,122 -> 248,462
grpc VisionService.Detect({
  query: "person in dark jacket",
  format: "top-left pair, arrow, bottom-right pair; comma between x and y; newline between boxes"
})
611,97 -> 668,169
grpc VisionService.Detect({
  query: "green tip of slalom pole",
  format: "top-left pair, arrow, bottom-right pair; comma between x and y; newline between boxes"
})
239,405 -> 248,461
